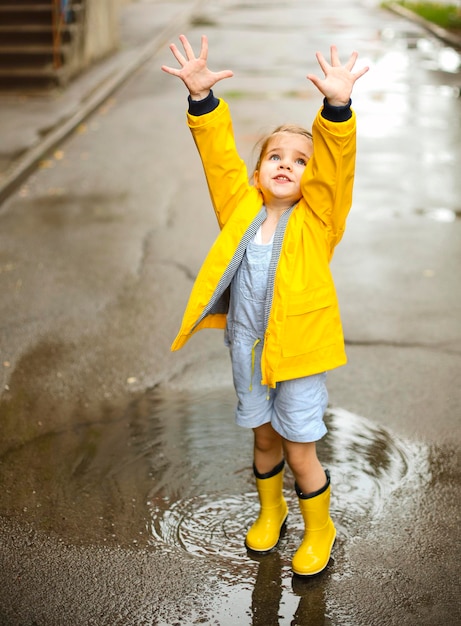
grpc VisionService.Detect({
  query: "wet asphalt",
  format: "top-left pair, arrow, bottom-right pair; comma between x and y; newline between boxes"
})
0,1 -> 460,625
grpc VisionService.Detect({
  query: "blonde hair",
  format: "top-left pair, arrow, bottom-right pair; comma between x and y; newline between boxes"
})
253,124 -> 313,175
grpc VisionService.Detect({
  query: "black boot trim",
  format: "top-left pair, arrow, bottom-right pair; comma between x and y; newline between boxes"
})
295,469 -> 330,499
253,458 -> 285,480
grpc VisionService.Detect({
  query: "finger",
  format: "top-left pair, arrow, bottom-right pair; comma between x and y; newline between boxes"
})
161,64 -> 181,77
179,34 -> 197,61
199,34 -> 208,61
214,69 -> 234,83
306,73 -> 323,90
345,50 -> 359,71
329,44 -> 340,66
352,64 -> 370,81
169,42 -> 187,66
315,51 -> 330,76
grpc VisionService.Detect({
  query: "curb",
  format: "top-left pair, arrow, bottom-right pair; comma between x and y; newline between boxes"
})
0,0 -> 203,207
386,3 -> 461,49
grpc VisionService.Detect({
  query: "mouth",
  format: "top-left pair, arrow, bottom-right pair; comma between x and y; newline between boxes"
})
274,175 -> 292,182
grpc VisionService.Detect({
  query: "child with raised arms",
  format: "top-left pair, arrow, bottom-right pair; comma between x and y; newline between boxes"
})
162,34 -> 368,576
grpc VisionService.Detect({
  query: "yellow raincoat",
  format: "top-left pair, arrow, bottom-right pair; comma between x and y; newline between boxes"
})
171,99 -> 356,388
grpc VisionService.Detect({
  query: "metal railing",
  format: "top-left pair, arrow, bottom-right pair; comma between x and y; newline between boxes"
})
52,0 -> 73,70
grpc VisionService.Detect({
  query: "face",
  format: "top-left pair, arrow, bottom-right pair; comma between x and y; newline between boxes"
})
254,132 -> 313,210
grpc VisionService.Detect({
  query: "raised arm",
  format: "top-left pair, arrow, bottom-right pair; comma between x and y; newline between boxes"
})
307,45 -> 369,106
161,34 -> 234,100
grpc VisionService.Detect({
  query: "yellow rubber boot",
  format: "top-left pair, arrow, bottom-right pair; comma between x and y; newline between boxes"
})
292,470 -> 336,576
245,460 -> 288,553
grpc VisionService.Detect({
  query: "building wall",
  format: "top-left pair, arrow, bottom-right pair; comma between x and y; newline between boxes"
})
81,0 -> 121,66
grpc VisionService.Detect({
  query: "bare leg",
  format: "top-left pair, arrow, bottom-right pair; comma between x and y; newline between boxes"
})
287,441 -> 336,576
253,422 -> 284,474
283,440 -> 326,494
246,422 -> 287,552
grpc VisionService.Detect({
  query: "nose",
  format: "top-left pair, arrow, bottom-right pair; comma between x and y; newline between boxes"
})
278,159 -> 292,170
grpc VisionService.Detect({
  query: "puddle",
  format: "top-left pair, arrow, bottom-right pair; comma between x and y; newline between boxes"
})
380,27 -> 461,71
364,206 -> 461,222
0,388 -> 433,623
0,388 -> 429,549
414,206 -> 461,222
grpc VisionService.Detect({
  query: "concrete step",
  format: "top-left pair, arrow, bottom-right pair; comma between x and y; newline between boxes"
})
0,44 -> 62,54
0,0 -> 50,4
0,2 -> 82,91
0,4 -> 53,11
0,49 -> 68,68
0,65 -> 59,77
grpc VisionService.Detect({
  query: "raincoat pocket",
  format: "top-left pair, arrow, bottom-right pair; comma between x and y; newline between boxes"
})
281,286 -> 336,358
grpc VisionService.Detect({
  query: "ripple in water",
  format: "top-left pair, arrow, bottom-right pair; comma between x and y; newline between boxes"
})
0,385 -> 430,578
148,404 -> 430,578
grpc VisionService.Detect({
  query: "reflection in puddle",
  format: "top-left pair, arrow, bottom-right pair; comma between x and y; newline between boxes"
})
0,389 -> 430,623
417,39 -> 461,73
0,388 -> 429,546
149,404 -> 429,579
415,206 -> 460,222
381,26 -> 461,74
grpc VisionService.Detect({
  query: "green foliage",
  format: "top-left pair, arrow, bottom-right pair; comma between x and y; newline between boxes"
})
390,1 -> 461,30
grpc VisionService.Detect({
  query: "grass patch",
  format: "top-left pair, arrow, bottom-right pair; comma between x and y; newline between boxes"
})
222,90 -> 248,99
388,1 -> 461,31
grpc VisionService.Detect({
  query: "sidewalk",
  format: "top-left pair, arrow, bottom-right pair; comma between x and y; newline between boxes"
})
0,0 -> 201,205
1,1 -> 460,207
0,0 -> 460,623
387,1 -> 461,48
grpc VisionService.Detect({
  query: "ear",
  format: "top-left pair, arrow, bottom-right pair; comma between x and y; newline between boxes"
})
253,170 -> 260,188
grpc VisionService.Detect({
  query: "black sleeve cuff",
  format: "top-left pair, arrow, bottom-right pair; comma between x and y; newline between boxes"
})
321,98 -> 352,122
187,89 -> 220,115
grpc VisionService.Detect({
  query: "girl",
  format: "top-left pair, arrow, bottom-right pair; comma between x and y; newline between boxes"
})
162,35 -> 368,576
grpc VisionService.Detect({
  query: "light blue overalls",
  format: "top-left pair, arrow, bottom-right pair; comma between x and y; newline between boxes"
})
225,229 -> 328,443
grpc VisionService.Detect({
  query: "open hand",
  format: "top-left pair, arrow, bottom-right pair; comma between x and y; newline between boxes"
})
307,46 -> 369,106
161,34 -> 234,100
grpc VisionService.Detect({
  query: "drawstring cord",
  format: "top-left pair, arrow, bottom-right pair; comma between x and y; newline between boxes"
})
248,339 -> 271,400
249,338 -> 261,391
249,338 -> 271,400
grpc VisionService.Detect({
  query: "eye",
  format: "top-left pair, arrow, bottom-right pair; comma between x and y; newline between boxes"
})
269,154 -> 280,161
295,157 -> 307,166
